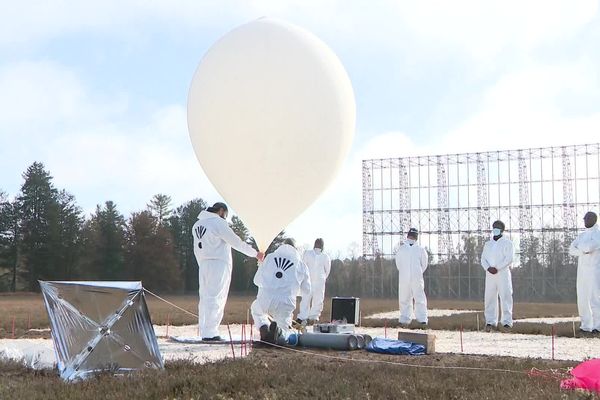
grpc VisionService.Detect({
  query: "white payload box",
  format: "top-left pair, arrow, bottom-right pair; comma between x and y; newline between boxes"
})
313,323 -> 355,334
39,281 -> 163,381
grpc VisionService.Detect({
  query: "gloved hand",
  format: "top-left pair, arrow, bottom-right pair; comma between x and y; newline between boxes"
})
487,267 -> 498,274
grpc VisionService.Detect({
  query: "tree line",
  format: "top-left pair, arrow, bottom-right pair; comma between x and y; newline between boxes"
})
0,162 -> 287,293
0,162 -> 579,301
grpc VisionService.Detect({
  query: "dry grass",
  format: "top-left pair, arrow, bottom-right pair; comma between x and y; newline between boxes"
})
0,293 -> 581,338
0,349 -> 589,399
0,294 -> 398,338
362,300 -> 582,338
0,294 -> 591,398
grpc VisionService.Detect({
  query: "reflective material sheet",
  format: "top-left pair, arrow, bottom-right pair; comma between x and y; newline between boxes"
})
39,281 -> 164,381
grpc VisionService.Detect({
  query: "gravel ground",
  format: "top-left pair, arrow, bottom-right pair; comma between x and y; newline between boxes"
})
3,320 -> 598,370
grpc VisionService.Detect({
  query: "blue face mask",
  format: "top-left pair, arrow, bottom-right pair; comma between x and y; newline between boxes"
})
492,228 -> 502,236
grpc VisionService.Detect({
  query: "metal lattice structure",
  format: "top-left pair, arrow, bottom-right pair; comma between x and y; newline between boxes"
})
361,143 -> 600,300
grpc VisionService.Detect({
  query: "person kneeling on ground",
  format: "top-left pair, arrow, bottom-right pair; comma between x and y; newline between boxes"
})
251,238 -> 311,344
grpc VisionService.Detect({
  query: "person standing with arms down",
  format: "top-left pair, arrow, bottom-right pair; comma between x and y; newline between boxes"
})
395,228 -> 429,326
569,211 -> 600,334
251,238 -> 311,344
297,238 -> 331,324
192,202 -> 264,340
481,220 -> 514,331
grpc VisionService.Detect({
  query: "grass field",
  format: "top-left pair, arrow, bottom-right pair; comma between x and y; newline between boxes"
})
0,293 -> 582,338
0,293 -> 593,399
0,348 -> 587,399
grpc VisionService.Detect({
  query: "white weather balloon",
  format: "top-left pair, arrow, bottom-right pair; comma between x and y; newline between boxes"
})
187,18 -> 355,251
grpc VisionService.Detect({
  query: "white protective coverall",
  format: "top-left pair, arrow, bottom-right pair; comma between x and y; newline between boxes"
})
569,224 -> 600,332
298,248 -> 331,321
251,244 -> 311,339
481,236 -> 515,327
192,210 -> 258,338
395,241 -> 428,324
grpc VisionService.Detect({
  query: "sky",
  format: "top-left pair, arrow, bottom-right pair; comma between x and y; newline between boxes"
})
1,0 -> 600,257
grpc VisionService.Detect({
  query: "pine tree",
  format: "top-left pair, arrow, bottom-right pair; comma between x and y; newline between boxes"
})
51,190 -> 83,279
17,162 -> 59,290
0,192 -> 19,291
80,201 -> 126,280
264,230 -> 289,254
147,194 -> 173,224
125,211 -> 181,291
229,216 -> 258,293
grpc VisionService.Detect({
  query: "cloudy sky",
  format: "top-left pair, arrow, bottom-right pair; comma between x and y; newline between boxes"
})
1,1 -> 600,256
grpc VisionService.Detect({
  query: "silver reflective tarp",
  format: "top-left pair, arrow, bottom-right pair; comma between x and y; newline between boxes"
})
39,281 -> 164,381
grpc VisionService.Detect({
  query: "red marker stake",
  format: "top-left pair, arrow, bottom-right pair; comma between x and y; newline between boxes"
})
551,325 -> 555,360
166,314 -> 170,338
460,324 -> 464,353
245,324 -> 249,355
240,324 -> 245,356
227,324 -> 236,360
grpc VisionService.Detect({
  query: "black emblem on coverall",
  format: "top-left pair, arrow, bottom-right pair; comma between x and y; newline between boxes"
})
274,257 -> 294,279
195,225 -> 206,249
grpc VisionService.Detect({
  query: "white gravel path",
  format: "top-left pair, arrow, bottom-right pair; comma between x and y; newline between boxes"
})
0,324 -> 252,370
365,309 -> 478,319
357,327 -> 599,361
2,322 -> 598,370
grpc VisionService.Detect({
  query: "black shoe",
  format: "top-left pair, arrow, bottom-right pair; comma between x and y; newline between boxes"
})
485,324 -> 494,332
202,336 -> 223,341
268,321 -> 278,344
259,325 -> 269,342
503,324 -> 511,329
295,318 -> 303,325
593,329 -> 600,334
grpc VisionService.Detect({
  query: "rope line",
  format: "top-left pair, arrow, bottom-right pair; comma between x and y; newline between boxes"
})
143,289 -> 199,319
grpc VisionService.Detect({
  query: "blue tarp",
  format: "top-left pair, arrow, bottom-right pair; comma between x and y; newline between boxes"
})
365,337 -> 425,356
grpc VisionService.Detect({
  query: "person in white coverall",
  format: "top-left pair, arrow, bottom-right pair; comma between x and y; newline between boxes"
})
251,238 -> 311,344
297,238 -> 331,324
569,211 -> 600,334
395,228 -> 429,325
192,202 -> 264,340
481,220 -> 515,331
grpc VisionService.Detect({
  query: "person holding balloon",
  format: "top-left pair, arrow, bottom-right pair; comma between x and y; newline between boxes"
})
192,202 -> 265,341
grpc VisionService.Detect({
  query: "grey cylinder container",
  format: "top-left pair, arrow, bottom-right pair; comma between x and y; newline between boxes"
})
362,334 -> 372,348
296,333 -> 361,351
